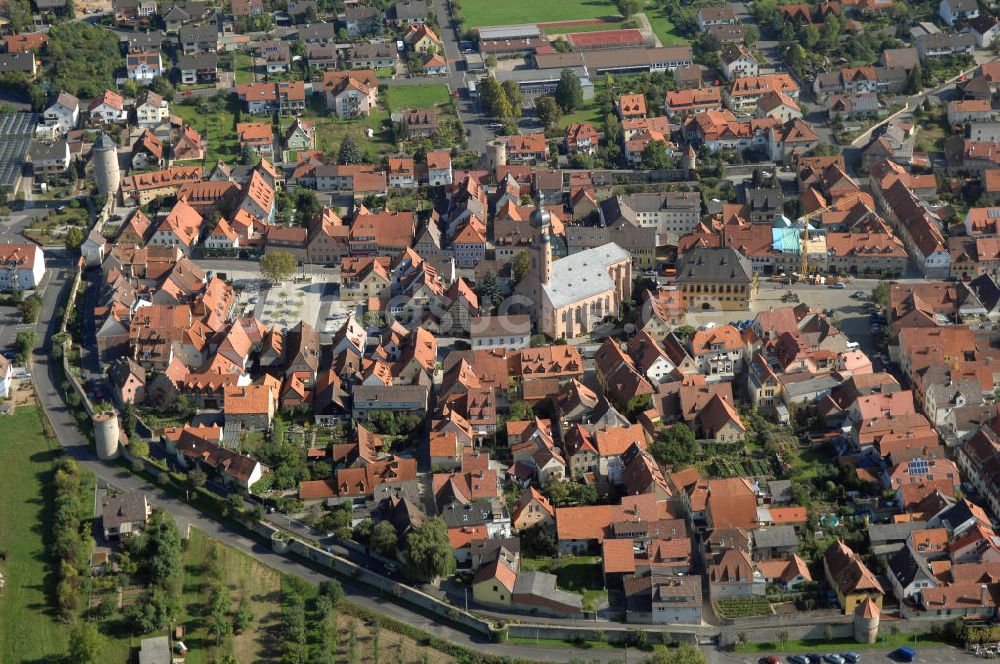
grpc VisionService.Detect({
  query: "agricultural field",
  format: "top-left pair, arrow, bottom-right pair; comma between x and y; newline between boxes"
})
385,84 -> 452,113
177,530 -> 285,664
455,0 -> 619,28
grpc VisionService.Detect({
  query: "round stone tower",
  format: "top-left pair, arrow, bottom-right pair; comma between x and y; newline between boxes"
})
93,410 -> 120,460
91,132 -> 121,197
683,145 -> 697,172
486,138 -> 506,169
853,596 -> 880,644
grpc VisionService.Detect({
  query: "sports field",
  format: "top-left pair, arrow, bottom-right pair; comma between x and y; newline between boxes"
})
457,0 -> 619,28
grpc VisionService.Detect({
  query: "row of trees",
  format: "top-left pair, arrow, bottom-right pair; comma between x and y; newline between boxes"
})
51,457 -> 93,621
479,76 -> 523,125
202,542 -> 255,646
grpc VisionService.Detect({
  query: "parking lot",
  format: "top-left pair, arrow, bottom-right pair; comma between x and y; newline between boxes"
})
708,645 -> 984,664
682,279 -> 885,359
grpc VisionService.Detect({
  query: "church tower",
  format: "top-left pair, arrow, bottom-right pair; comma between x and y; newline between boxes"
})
530,193 -> 552,285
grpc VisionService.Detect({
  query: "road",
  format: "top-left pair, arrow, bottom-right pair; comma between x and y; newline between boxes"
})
850,51 -> 1000,150
26,261 -> 636,662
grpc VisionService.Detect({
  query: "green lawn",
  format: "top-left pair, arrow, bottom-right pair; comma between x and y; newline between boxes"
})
0,406 -> 68,662
0,406 -> 130,662
645,2 -> 688,45
280,108 -> 394,160
456,0 -> 619,28
558,98 -> 605,129
233,50 -> 254,85
173,97 -> 242,164
385,84 -> 452,112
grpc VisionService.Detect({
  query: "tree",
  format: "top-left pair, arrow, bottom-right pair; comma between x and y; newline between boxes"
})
501,80 -> 523,118
15,330 -> 34,362
605,112 -> 622,145
642,644 -> 708,664
292,189 -> 321,226
319,579 -> 344,608
507,400 -> 534,421
484,55 -> 498,68
800,23 -> 820,49
186,466 -> 207,490
511,250 -> 531,284
904,65 -> 923,95
650,423 -> 697,466
130,438 -> 150,459
743,24 -> 759,47
872,280 -> 891,307
338,135 -> 363,165
260,251 -> 298,283
476,271 -> 503,312
618,0 -> 643,17
535,95 -> 562,129
555,68 -> 583,112
148,76 -> 175,101
67,621 -> 101,664
785,43 -> 807,73
65,226 -> 85,251
403,518 -> 455,582
225,492 -> 244,517
207,585 -> 233,644
17,295 -> 41,323
370,520 -> 399,557
234,603 -> 254,634
640,140 -> 675,169
240,143 -> 257,165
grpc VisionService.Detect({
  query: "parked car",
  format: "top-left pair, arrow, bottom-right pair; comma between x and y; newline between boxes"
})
789,656 -> 810,664
823,655 -> 845,664
841,654 -> 861,663
829,282 -> 846,289
852,291 -> 867,299
891,647 -> 915,662
759,657 -> 780,664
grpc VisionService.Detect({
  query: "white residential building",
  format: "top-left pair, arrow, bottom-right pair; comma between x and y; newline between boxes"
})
0,243 -> 45,291
42,91 -> 79,135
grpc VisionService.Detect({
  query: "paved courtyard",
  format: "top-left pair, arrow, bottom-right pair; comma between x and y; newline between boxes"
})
220,266 -> 356,334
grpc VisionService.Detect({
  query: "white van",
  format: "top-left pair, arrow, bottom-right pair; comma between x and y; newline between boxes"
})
846,341 -> 860,351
